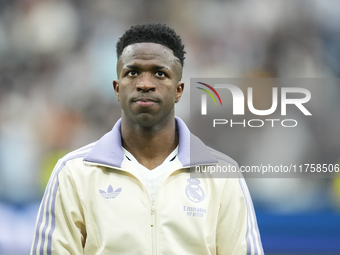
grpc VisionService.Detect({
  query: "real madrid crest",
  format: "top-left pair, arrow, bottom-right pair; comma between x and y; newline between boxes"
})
185,178 -> 205,203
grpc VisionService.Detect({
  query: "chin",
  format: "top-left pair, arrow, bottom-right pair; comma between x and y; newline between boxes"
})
133,114 -> 160,128
135,113 -> 174,130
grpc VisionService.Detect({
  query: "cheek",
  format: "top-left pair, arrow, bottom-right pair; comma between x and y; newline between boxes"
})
118,81 -> 134,97
116,87 -> 129,105
166,87 -> 179,104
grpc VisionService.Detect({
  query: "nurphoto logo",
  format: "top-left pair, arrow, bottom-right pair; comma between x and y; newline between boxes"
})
190,78 -> 338,179
196,82 -> 223,115
196,82 -> 312,128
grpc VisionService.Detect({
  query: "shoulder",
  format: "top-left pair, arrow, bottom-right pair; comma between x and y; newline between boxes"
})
207,146 -> 239,168
53,142 -> 96,175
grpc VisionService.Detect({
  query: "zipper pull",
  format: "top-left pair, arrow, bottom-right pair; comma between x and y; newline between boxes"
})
150,207 -> 155,226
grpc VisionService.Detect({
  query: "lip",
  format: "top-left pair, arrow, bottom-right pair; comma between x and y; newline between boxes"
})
132,97 -> 159,107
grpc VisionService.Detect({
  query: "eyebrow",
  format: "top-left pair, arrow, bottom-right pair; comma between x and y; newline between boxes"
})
123,65 -> 171,71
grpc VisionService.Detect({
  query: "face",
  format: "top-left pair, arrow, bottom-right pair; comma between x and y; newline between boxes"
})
113,43 -> 184,128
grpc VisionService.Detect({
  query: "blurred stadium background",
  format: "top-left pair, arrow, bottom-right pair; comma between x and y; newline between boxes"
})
0,0 -> 340,254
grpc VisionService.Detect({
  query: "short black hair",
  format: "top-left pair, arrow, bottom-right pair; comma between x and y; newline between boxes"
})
116,23 -> 186,66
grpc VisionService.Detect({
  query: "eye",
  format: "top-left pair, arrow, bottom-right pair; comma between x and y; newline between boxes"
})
155,71 -> 166,78
127,70 -> 138,76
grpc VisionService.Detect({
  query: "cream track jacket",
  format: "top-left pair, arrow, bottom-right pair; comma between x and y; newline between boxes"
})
31,117 -> 264,255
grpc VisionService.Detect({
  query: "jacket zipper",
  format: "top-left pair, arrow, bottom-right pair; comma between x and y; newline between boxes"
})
85,161 -> 159,254
85,161 -> 193,255
149,168 -> 182,255
150,206 -> 156,255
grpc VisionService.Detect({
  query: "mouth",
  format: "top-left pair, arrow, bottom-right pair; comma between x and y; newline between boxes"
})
132,97 -> 159,107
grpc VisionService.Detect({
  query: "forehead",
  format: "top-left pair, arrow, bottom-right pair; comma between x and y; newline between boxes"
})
118,43 -> 180,69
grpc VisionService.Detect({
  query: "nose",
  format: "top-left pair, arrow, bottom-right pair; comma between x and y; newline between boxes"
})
136,73 -> 156,92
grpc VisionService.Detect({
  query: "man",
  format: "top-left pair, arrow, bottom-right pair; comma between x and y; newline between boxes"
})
31,23 -> 264,255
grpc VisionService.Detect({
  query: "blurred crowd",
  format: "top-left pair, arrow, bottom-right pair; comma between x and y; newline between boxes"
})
0,0 -> 340,253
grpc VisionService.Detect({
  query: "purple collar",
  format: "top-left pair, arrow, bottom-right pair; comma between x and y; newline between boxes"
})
84,116 -> 217,168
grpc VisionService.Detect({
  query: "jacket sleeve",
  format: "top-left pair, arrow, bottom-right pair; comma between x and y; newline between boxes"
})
216,177 -> 264,255
30,161 -> 86,255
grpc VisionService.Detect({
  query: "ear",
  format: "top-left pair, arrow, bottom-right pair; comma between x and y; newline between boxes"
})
175,82 -> 184,103
113,80 -> 120,101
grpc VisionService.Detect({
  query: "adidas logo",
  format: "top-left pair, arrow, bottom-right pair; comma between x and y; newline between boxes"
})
99,185 -> 122,199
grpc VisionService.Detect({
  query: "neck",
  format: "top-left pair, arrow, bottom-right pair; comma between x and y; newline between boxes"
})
121,116 -> 178,170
